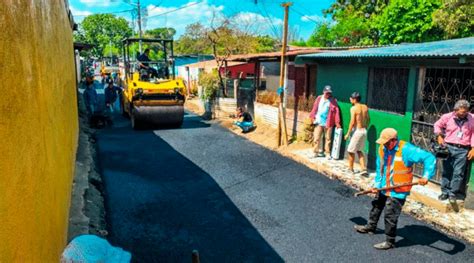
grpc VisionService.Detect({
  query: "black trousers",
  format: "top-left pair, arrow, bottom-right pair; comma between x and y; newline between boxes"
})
367,193 -> 405,243
441,144 -> 469,200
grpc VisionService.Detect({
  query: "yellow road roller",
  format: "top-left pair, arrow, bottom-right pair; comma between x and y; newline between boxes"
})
121,38 -> 186,129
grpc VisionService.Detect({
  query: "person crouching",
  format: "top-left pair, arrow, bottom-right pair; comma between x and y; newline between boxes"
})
233,107 -> 255,133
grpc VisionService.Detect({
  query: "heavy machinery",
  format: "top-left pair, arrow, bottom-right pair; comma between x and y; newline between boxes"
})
121,38 -> 186,129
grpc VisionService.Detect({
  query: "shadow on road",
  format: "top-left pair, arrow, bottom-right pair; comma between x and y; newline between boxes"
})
349,217 -> 466,255
97,121 -> 283,262
397,225 -> 466,255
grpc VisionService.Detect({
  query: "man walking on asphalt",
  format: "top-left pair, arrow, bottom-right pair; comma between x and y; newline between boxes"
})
434,99 -> 474,203
104,79 -> 122,114
309,85 -> 341,159
354,128 -> 435,250
344,92 -> 370,176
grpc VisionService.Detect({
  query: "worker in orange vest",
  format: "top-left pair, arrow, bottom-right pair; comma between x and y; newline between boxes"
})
354,128 -> 436,250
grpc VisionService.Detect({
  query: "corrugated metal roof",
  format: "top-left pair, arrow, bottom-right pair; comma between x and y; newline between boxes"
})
185,60 -> 245,69
296,37 -> 474,62
226,46 -> 371,61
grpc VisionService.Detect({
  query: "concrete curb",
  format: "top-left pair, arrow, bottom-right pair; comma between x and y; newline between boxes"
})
67,94 -> 107,241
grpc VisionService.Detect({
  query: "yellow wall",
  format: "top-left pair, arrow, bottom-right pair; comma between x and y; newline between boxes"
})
0,1 -> 78,261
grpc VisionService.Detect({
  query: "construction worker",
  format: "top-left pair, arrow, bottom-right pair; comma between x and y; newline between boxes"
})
83,74 -> 98,116
354,128 -> 435,250
233,107 -> 255,133
138,48 -> 158,78
104,79 -> 122,114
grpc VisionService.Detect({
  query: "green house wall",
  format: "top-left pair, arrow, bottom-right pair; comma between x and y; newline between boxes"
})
314,61 -> 474,190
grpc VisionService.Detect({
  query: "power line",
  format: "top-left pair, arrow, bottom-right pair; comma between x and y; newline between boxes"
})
73,8 -> 135,17
291,4 -> 325,25
256,3 -> 280,39
146,1 -> 203,19
261,2 -> 282,39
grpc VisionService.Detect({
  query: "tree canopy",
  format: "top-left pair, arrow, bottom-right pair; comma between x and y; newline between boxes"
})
294,0 -> 473,47
144,27 -> 177,39
74,14 -> 132,57
174,22 -> 278,55
375,0 -> 442,44
432,0 -> 474,38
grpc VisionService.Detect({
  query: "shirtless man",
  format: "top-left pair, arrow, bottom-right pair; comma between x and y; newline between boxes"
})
344,92 -> 370,175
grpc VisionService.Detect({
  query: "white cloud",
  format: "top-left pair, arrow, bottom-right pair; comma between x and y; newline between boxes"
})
143,1 -> 281,38
80,0 -> 121,7
70,6 -> 93,17
143,1 -> 225,36
231,12 -> 282,26
230,11 -> 282,35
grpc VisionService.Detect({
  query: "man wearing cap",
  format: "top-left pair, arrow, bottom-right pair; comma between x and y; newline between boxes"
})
344,92 -> 370,175
434,99 -> 474,202
309,85 -> 341,158
354,128 -> 435,250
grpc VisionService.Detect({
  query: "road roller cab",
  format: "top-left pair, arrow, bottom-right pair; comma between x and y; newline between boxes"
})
121,38 -> 186,129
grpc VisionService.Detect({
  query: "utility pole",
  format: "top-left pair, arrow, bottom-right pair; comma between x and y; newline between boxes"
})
137,0 -> 143,52
277,2 -> 291,146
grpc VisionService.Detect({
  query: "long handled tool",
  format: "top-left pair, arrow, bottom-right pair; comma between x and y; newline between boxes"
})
354,182 -> 420,197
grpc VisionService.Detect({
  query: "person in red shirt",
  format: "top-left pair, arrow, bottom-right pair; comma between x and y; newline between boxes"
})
434,99 -> 474,202
309,85 -> 341,158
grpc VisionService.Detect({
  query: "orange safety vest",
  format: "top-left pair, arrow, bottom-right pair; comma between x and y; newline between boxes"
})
378,140 -> 414,194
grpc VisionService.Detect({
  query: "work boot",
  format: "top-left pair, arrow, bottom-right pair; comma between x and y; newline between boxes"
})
449,196 -> 457,204
354,225 -> 375,234
316,152 -> 325,158
438,193 -> 449,201
373,241 -> 395,250
359,170 -> 369,178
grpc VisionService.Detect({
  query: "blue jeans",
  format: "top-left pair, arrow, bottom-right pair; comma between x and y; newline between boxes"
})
234,121 -> 254,132
441,144 -> 469,199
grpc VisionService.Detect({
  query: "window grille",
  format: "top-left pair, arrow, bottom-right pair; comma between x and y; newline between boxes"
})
367,68 -> 409,114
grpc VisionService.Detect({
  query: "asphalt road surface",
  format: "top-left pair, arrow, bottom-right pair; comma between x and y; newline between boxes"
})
96,112 -> 474,262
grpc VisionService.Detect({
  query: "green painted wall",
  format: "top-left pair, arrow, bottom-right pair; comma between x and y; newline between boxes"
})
315,61 -> 474,190
316,64 -> 415,168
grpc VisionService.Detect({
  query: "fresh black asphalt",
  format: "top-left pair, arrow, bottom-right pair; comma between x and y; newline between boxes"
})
96,112 -> 474,262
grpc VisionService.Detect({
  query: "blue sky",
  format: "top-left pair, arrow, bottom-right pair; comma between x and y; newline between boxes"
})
70,0 -> 334,40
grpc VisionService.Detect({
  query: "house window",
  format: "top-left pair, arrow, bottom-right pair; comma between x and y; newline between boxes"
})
367,67 -> 409,114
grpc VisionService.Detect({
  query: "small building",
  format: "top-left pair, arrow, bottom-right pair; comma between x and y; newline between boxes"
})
177,59 -> 247,97
296,37 -> 474,189
174,55 -> 213,77
228,47 -> 339,98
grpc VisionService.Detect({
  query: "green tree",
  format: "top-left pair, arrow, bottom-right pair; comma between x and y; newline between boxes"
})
374,0 -> 443,44
174,20 -> 278,96
175,23 -> 212,55
198,70 -> 220,101
144,27 -> 177,39
306,22 -> 334,47
255,35 -> 278,52
74,14 -> 132,58
103,45 -> 120,57
324,0 -> 389,18
322,0 -> 390,45
432,0 -> 474,38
